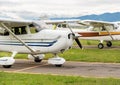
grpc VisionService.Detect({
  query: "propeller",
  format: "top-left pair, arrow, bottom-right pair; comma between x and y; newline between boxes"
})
66,22 -> 83,49
74,38 -> 83,49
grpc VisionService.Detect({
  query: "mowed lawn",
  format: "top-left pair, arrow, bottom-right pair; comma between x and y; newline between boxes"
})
0,72 -> 120,85
59,48 -> 120,63
0,40 -> 120,63
0,40 -> 120,85
61,40 -> 120,63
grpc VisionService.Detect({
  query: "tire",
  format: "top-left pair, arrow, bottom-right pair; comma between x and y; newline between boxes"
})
3,65 -> 12,68
34,57 -> 42,63
55,64 -> 62,67
106,41 -> 112,47
98,43 -> 104,49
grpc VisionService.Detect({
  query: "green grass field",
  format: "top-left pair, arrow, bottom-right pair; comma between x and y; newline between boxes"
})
0,40 -> 120,63
1,48 -> 120,63
0,40 -> 120,84
0,72 -> 120,85
60,48 -> 120,63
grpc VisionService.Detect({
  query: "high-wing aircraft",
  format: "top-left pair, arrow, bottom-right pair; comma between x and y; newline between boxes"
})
0,18 -> 82,68
77,20 -> 120,49
45,19 -> 120,49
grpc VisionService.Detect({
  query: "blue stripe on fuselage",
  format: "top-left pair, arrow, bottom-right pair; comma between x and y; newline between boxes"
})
0,40 -> 57,47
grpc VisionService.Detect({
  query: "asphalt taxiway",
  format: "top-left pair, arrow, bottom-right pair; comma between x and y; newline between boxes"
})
1,59 -> 120,78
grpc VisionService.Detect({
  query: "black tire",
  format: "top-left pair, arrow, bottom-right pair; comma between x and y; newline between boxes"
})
98,43 -> 104,49
34,57 -> 42,63
3,65 -> 12,68
106,41 -> 112,47
55,64 -> 62,67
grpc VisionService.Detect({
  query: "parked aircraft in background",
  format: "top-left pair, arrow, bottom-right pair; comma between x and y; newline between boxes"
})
46,19 -> 120,49
0,18 -> 82,68
77,20 -> 120,49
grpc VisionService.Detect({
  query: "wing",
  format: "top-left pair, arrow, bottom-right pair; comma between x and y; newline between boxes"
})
45,20 -> 64,24
45,19 -> 80,24
44,19 -> 80,29
82,20 -> 114,27
0,18 -> 33,28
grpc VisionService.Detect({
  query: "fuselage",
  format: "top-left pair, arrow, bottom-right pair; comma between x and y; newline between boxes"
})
77,30 -> 120,41
57,25 -> 120,41
0,29 -> 73,54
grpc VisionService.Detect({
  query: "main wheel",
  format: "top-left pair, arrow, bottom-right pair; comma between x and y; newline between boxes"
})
106,41 -> 112,47
3,65 -> 12,68
34,57 -> 42,63
55,64 -> 62,67
98,43 -> 104,49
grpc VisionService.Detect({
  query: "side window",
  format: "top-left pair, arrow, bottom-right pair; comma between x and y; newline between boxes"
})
30,27 -> 38,34
14,27 -> 20,35
92,27 -> 100,31
4,30 -> 9,36
100,25 -> 114,31
21,26 -> 27,34
12,26 -> 27,35
0,28 -> 9,36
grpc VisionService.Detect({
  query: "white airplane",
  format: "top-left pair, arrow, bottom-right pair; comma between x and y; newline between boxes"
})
77,20 -> 120,49
45,19 -> 120,49
0,18 -> 82,68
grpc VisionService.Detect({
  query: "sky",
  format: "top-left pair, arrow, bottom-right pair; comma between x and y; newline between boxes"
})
0,0 -> 120,19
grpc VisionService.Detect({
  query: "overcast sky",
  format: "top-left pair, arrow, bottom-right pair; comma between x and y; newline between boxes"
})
0,0 -> 120,18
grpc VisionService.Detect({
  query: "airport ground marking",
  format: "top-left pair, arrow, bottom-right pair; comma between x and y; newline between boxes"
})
13,63 -> 48,72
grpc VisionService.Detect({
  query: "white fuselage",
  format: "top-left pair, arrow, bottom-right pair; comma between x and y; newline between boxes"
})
0,29 -> 73,54
57,26 -> 120,41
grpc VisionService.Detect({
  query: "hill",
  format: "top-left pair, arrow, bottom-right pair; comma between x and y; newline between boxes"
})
51,12 -> 120,22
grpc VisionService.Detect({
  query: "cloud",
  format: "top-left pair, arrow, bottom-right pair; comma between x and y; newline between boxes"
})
0,0 -> 120,18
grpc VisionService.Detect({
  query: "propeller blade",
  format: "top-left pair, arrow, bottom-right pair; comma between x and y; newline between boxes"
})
66,21 -> 83,49
75,38 -> 83,49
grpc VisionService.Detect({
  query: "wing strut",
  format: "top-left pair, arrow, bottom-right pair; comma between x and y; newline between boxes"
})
103,25 -> 114,40
1,23 -> 39,55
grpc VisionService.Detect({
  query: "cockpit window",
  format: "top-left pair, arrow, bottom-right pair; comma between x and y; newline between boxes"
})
92,25 -> 114,32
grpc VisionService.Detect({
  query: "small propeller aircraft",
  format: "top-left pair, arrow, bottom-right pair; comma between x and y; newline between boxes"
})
77,20 -> 120,49
0,18 -> 82,68
46,19 -> 120,49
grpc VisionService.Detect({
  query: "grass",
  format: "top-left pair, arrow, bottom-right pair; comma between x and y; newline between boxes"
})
76,40 -> 120,46
45,45 -> 120,63
0,72 -> 120,85
0,48 -> 120,63
60,40 -> 120,63
0,40 -> 120,84
0,40 -> 120,63
59,48 -> 120,63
